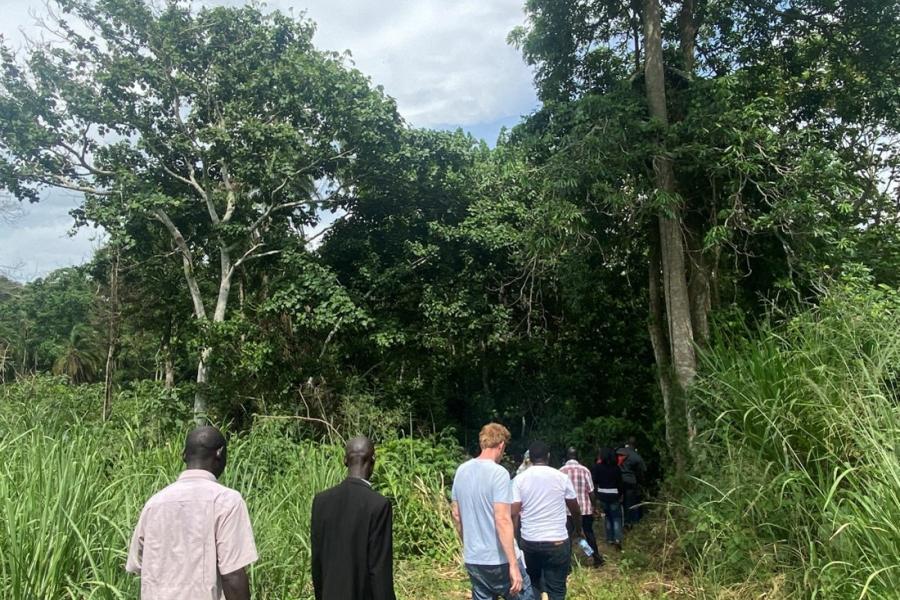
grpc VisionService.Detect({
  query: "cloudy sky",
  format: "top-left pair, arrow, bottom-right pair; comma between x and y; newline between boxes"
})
0,0 -> 539,280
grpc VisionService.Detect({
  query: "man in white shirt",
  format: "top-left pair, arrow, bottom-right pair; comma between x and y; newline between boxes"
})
126,426 -> 258,600
512,441 -> 581,600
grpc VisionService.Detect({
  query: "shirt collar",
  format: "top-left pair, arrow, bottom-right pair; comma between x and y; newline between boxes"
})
565,459 -> 581,466
178,469 -> 218,482
349,476 -> 372,487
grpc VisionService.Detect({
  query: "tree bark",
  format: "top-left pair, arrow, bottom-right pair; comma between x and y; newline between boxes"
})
163,343 -> 175,390
678,0 -> 697,74
195,346 -> 212,423
685,219 -> 712,347
102,247 -> 120,421
643,0 -> 696,472
648,225 -> 674,442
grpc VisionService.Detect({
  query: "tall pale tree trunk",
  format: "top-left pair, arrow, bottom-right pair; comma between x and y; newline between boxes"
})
163,343 -> 175,390
648,224 -> 681,470
643,0 -> 696,472
102,247 -> 120,421
685,220 -> 712,347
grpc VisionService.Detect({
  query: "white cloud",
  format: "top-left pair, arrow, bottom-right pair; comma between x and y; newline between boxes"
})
296,0 -> 537,127
0,191 -> 104,281
0,0 -> 539,279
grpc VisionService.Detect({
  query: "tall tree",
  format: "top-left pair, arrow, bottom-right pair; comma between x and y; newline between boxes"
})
510,0 -> 900,471
0,0 -> 401,420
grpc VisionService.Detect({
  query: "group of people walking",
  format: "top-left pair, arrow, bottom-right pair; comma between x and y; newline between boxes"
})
453,424 -> 646,600
125,422 -> 646,600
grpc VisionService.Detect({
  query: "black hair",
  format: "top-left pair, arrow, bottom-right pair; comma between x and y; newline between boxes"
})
600,447 -> 617,465
528,440 -> 550,462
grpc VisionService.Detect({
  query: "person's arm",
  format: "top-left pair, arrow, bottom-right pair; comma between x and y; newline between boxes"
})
216,496 -> 258,600
221,567 -> 250,600
586,469 -> 597,506
368,500 -> 396,600
125,510 -> 144,575
311,497 -> 323,600
565,498 -> 583,536
511,500 -> 522,531
563,476 -> 582,537
450,500 -> 464,542
493,502 -> 523,595
616,468 -> 624,502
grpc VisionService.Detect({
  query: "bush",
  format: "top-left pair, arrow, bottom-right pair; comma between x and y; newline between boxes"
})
0,382 -> 464,599
679,276 -> 900,598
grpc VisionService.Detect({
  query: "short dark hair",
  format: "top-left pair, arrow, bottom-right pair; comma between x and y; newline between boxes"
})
528,440 -> 550,462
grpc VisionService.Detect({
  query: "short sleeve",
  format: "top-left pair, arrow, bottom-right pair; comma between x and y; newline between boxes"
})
493,467 -> 512,504
451,466 -> 460,501
563,474 -> 577,500
125,508 -> 145,574
511,475 -> 521,503
216,495 -> 259,575
584,468 -> 594,491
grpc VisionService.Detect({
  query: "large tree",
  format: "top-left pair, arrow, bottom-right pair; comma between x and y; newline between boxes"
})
510,0 -> 900,470
0,0 -> 401,419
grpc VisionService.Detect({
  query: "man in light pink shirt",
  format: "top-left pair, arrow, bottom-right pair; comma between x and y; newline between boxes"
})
126,426 -> 258,600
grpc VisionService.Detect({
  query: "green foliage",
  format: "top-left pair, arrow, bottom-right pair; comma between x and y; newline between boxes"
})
0,380 -> 464,599
678,276 -> 900,598
0,268 -> 98,380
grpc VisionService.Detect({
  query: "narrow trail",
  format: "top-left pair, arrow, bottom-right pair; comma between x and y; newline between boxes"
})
397,513 -> 697,599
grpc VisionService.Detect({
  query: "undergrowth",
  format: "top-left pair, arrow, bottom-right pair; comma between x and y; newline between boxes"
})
678,276 -> 900,598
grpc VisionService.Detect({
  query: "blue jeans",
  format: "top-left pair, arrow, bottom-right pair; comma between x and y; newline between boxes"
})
521,539 -> 571,600
465,559 -> 535,600
599,499 -> 623,543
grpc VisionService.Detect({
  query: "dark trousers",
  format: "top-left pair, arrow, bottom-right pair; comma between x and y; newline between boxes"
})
622,483 -> 642,524
598,499 -> 623,543
566,514 -> 600,558
521,538 -> 571,600
465,559 -> 535,600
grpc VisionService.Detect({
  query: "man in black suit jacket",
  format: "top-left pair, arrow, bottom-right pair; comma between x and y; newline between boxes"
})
311,436 -> 396,600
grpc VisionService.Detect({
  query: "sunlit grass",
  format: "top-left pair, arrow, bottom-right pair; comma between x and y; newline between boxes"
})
678,281 -> 900,598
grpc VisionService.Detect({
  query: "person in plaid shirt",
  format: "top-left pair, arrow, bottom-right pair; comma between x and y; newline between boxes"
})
559,448 -> 603,566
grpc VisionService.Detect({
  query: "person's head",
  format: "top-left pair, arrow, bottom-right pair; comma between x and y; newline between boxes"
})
566,446 -> 578,461
345,436 -> 376,480
183,426 -> 227,478
478,423 -> 511,462
626,436 -> 638,448
600,447 -> 617,465
528,440 -> 550,465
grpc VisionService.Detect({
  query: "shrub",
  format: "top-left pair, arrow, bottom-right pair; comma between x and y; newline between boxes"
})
0,384 -> 464,599
678,276 -> 900,598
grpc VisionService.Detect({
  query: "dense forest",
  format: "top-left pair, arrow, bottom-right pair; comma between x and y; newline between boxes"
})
0,0 -> 898,598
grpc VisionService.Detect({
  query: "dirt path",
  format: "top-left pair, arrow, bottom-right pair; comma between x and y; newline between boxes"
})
397,515 -> 697,599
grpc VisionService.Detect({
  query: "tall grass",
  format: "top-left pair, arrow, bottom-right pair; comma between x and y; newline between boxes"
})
679,278 -> 900,598
0,383 -> 462,599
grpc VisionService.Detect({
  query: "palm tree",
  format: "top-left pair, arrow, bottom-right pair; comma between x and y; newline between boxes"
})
52,324 -> 102,384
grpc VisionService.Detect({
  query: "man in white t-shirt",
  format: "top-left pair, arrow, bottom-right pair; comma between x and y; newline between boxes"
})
451,423 -> 534,600
512,441 -> 581,600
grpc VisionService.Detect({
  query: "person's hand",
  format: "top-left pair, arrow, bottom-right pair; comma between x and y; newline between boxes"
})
508,562 -> 523,595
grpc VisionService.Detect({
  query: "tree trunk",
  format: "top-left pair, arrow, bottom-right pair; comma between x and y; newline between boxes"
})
678,0 -> 697,74
0,343 -> 7,384
643,0 -> 696,472
102,247 -> 120,421
648,222 -> 688,474
685,220 -> 712,348
163,343 -> 175,390
194,346 -> 212,424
